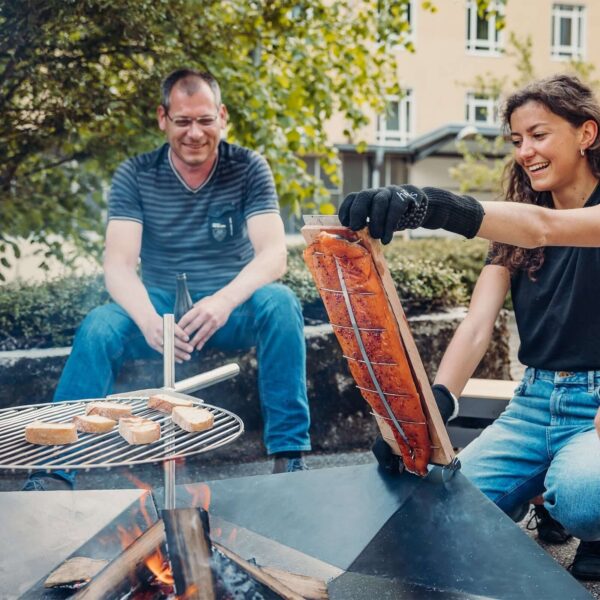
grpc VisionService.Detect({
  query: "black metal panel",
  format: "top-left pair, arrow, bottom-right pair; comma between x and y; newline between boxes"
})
186,464 -> 422,570
349,469 -> 592,599
199,464 -> 591,599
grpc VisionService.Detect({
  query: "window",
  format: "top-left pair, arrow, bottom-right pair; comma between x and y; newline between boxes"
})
465,92 -> 499,126
551,4 -> 585,60
377,91 -> 414,146
466,1 -> 503,54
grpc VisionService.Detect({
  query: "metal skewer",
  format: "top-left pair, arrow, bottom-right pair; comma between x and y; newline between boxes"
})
333,258 -> 414,456
163,314 -> 176,510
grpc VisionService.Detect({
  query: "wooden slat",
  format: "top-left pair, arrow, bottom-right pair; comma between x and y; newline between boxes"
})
301,220 -> 455,466
462,378 -> 518,401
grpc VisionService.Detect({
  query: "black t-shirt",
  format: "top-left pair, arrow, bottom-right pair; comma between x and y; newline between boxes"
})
510,184 -> 600,370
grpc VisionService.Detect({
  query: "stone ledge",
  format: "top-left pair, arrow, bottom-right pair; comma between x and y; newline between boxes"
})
0,309 -> 510,453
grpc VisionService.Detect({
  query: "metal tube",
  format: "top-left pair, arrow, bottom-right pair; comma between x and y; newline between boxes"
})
174,363 -> 240,394
163,314 -> 176,510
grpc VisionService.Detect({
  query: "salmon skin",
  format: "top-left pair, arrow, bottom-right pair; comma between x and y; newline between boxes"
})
304,231 -> 431,475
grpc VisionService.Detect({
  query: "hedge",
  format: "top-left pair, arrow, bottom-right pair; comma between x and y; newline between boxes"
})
0,237 -> 489,351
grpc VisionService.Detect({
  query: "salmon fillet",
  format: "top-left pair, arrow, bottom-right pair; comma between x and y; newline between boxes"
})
304,231 -> 431,475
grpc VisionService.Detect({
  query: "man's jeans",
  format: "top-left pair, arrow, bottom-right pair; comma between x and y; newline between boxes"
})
54,283 -> 311,455
459,367 -> 600,541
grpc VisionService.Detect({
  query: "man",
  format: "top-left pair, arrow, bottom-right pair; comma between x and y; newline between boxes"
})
25,69 -> 310,489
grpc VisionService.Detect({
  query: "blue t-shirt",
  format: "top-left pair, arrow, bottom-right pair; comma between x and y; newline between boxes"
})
108,141 -> 279,293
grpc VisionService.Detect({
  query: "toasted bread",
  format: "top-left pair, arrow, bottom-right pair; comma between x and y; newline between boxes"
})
85,401 -> 132,420
148,393 -> 194,414
119,416 -> 161,445
73,414 -> 116,434
25,421 -> 78,445
171,406 -> 215,433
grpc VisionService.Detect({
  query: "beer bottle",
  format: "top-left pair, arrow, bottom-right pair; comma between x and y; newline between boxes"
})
174,273 -> 193,322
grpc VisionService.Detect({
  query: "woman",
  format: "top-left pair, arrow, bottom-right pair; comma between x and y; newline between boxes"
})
339,74 -> 600,581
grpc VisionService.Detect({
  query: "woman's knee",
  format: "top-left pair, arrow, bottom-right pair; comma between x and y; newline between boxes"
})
546,479 -> 600,538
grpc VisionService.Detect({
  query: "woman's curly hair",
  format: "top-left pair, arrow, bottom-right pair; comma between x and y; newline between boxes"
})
490,74 -> 600,279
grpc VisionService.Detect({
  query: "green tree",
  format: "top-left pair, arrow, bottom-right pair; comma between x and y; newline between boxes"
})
0,0 -> 502,279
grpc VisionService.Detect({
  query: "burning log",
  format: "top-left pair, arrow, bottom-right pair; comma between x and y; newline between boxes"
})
162,507 -> 215,599
69,505 -> 328,600
72,520 -> 171,599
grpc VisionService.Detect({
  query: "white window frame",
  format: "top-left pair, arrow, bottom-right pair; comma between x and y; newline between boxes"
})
466,0 -> 503,55
551,4 -> 585,60
377,91 -> 414,147
465,92 -> 499,126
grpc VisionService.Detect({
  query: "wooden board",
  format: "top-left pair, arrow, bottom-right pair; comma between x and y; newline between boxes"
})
301,217 -> 455,466
462,378 -> 518,401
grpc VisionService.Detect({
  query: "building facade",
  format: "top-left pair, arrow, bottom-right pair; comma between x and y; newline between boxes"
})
305,0 -> 600,219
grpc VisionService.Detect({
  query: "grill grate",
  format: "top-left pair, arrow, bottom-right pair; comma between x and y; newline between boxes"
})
0,398 -> 243,471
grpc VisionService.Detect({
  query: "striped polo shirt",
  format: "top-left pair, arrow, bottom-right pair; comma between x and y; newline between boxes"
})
108,141 -> 279,294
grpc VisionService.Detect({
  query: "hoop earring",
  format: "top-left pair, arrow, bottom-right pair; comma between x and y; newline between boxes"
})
580,148 -> 586,157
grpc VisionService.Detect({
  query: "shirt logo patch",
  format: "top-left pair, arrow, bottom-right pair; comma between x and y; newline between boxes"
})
211,221 -> 228,242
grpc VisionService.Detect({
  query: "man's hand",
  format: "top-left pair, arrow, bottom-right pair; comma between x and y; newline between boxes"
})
178,294 -> 234,352
371,384 -> 459,473
140,313 -> 195,363
595,407 -> 600,439
339,185 -> 427,244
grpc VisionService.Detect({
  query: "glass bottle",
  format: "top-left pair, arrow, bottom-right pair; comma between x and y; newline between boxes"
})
174,273 -> 193,322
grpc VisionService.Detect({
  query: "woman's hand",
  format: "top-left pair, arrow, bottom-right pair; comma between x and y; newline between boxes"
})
595,406 -> 600,439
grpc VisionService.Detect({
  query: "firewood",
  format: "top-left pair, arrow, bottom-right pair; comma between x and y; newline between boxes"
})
44,557 -> 108,588
162,508 -> 215,600
261,566 -> 328,600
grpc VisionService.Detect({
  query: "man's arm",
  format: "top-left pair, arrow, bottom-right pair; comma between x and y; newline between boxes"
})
595,407 -> 600,439
104,220 -> 193,360
179,212 -> 287,351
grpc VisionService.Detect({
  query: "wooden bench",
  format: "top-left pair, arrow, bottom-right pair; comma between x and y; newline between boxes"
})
447,378 -> 519,449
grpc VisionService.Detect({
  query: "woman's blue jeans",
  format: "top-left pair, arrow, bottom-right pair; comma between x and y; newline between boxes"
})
54,283 -> 311,455
459,367 -> 600,541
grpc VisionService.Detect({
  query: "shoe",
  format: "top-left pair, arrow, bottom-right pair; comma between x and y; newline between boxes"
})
22,473 -> 75,491
526,505 -> 572,544
272,457 -> 308,474
570,540 -> 600,581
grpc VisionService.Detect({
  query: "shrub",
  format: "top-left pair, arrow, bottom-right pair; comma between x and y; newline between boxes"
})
0,237 -> 489,350
0,274 -> 109,350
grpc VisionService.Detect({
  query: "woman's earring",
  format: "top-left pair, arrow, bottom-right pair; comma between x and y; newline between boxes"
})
580,148 -> 586,157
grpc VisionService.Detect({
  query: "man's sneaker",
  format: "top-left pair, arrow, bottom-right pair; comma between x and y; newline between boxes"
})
526,505 -> 571,544
22,473 -> 75,491
570,540 -> 600,581
272,457 -> 308,474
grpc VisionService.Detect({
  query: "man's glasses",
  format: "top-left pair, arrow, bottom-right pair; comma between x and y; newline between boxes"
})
164,111 -> 219,129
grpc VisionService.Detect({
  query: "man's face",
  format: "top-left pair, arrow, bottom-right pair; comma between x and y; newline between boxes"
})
157,81 -> 226,168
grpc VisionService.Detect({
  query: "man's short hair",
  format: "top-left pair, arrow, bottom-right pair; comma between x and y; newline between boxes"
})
161,69 -> 222,110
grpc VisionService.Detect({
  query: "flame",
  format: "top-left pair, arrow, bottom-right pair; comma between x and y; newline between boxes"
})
145,546 -> 174,585
117,521 -> 174,586
184,482 -> 211,510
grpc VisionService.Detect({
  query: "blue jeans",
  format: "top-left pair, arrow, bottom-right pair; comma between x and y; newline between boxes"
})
459,367 -> 600,541
54,283 -> 311,455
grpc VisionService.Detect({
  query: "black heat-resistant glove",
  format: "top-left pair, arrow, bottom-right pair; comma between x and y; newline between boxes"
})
371,384 -> 459,473
339,184 -> 484,244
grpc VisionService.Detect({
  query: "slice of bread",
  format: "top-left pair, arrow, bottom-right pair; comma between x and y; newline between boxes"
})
148,393 -> 194,414
171,406 -> 215,433
119,416 -> 161,445
73,414 -> 116,434
85,401 -> 132,420
25,421 -> 78,445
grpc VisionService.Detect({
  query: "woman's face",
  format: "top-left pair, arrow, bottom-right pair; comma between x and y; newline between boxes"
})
509,100 -> 592,195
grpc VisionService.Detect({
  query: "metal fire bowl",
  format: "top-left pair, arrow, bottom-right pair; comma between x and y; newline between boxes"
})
0,397 -> 244,472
